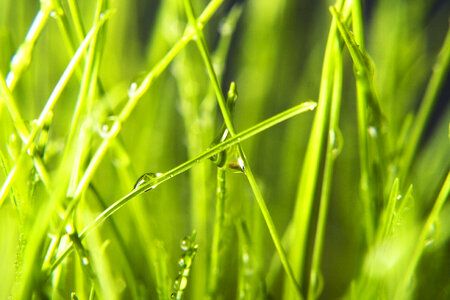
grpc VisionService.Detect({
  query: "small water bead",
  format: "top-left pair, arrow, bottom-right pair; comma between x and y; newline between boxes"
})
128,72 -> 146,98
82,257 -> 89,266
173,275 -> 188,291
171,291 -> 184,300
65,223 -> 75,235
71,292 -> 79,300
312,270 -> 324,298
99,116 -> 121,139
424,222 -> 438,248
178,256 -> 186,267
179,253 -> 196,269
209,127 -> 228,167
329,128 -> 343,157
7,133 -> 20,160
368,126 -> 378,138
223,146 -> 245,173
180,237 -> 191,252
209,137 -> 245,173
128,82 -> 139,98
133,172 -> 163,192
307,102 -> 317,111
29,170 -> 40,184
49,6 -> 64,20
242,252 -> 250,264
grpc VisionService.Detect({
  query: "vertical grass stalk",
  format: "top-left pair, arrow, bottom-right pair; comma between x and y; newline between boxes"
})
182,0 -> 303,297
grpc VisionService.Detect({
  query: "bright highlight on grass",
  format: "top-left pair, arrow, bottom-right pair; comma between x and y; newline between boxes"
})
0,0 -> 449,299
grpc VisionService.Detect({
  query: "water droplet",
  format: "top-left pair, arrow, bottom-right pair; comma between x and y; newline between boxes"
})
171,292 -> 176,299
65,223 -> 74,235
99,116 -> 121,139
209,125 -> 228,165
208,131 -> 244,173
329,130 -> 336,145
242,253 -> 249,263
133,172 -> 163,192
128,72 -> 146,98
174,275 -> 188,291
307,102 -> 317,111
50,10 -> 58,19
128,82 -> 139,98
82,257 -> 89,265
181,253 -> 196,269
7,133 -> 20,160
424,222 -> 438,248
208,82 -> 242,170
227,82 -> 238,105
27,145 -> 36,156
329,128 -> 343,157
71,292 -> 79,300
210,150 -> 226,167
311,270 -> 324,298
224,146 -> 245,173
178,256 -> 186,267
368,126 -> 378,138
180,237 -> 191,252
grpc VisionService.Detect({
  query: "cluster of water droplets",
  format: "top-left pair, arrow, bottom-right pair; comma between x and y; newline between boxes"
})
133,172 -> 163,192
171,233 -> 198,300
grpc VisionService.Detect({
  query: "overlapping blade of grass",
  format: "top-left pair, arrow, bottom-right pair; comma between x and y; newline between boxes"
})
331,2 -> 450,299
307,25 -> 344,300
46,100 -> 316,275
9,11 -> 113,299
183,0 -> 308,297
282,1 -> 350,299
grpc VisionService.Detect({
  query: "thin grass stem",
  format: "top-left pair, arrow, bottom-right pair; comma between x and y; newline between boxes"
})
395,170 -> 450,298
400,28 -> 450,180
283,3 -> 348,298
183,0 -> 304,296
307,33 -> 343,300
208,168 -> 226,297
0,11 -> 112,205
4,0 -> 52,90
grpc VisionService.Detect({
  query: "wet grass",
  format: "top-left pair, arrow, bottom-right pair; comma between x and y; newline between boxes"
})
0,0 -> 449,299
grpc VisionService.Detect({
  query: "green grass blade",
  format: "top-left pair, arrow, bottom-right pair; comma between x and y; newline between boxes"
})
46,100 -> 316,274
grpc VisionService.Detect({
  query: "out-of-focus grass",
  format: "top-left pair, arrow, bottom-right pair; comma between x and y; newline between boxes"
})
0,0 -> 449,299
